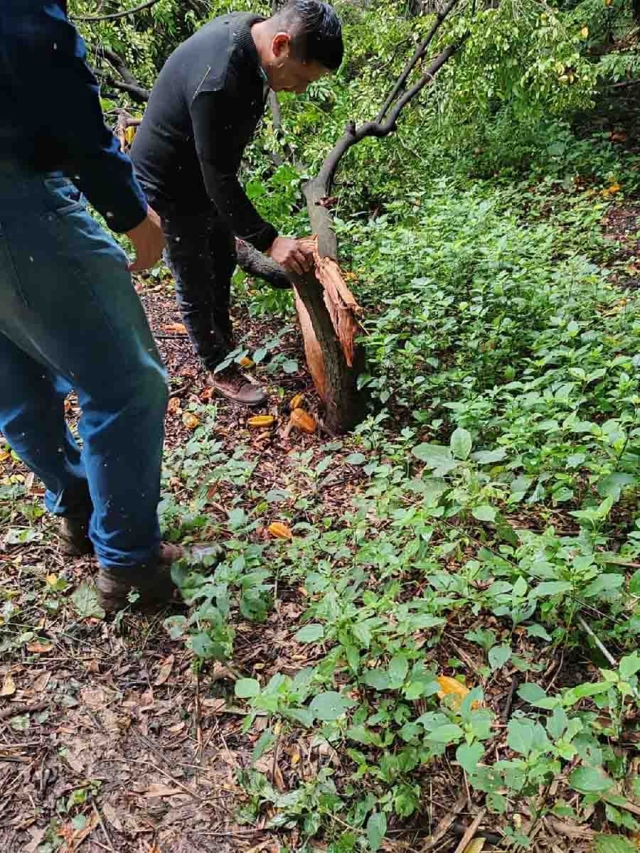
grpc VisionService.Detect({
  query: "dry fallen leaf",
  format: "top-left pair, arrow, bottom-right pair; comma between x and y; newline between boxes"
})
1,673 -> 16,697
102,802 -> 123,832
463,839 -> 486,853
240,356 -> 254,368
154,654 -> 175,687
162,323 -> 187,334
144,783 -> 183,798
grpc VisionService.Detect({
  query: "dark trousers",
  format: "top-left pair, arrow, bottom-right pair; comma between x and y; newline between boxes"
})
161,207 -> 237,371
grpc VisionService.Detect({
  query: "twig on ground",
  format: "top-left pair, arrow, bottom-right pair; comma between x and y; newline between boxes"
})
501,674 -> 518,722
577,614 -> 618,667
452,809 -> 487,853
420,794 -> 467,851
91,800 -> 116,853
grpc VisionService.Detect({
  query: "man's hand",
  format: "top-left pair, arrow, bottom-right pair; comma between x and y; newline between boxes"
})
125,206 -> 165,272
267,236 -> 313,276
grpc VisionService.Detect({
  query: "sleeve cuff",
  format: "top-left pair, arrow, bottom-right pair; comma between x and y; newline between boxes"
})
106,196 -> 149,234
247,223 -> 278,253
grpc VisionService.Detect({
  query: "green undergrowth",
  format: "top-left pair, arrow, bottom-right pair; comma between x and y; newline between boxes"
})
158,177 -> 640,851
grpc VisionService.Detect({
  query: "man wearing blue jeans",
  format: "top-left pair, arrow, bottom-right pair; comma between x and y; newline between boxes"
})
0,0 -> 181,610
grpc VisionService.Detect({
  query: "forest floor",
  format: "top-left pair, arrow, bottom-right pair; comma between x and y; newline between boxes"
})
1,195 -> 640,853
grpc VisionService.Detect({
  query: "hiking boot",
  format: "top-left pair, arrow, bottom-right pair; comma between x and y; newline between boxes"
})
96,543 -> 185,612
58,515 -> 94,557
207,365 -> 267,407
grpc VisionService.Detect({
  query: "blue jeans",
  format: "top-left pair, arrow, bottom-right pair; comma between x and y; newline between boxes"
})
0,165 -> 168,570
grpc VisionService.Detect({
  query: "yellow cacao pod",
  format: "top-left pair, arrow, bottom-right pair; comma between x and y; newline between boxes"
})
290,408 -> 316,434
182,413 -> 200,430
248,415 -> 276,429
268,522 -> 293,540
240,356 -> 254,368
290,393 -> 305,410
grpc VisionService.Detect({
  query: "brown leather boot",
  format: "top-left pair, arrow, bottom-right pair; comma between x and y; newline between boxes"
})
208,365 -> 266,407
58,516 -> 94,556
96,543 -> 185,612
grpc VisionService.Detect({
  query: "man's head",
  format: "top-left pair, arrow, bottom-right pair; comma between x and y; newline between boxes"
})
253,1 -> 343,94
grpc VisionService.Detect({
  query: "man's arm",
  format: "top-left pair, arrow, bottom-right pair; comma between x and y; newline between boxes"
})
9,3 -> 148,235
190,89 -> 278,252
191,89 -> 312,273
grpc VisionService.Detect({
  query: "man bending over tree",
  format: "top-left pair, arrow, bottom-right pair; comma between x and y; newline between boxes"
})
131,0 -> 344,406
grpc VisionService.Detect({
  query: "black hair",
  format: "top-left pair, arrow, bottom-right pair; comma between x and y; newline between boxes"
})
272,1 -> 344,71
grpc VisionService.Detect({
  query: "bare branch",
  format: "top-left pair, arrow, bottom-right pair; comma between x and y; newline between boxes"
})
235,239 -> 291,289
376,0 -> 462,123
73,0 -> 160,22
312,41 -> 460,214
103,76 -> 150,102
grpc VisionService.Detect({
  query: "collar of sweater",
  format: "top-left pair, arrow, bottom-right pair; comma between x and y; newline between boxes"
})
234,13 -> 269,87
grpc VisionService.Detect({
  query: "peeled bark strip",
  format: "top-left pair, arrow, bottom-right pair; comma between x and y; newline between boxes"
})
237,236 -> 365,433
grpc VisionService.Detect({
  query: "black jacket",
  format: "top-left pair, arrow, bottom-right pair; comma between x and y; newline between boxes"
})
131,13 -> 278,252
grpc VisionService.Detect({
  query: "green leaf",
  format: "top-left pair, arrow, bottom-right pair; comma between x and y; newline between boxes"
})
619,652 -> 640,681
472,447 -> 508,464
530,581 -> 573,599
412,443 -> 457,474
507,718 -> 536,756
594,836 -> 637,853
366,812 -> 387,853
472,504 -> 497,522
9,714 -> 30,731
450,427 -> 472,460
427,723 -> 464,744
362,669 -> 392,690
309,691 -> 356,722
597,473 -> 635,501
526,624 -> 552,642
488,645 -> 512,672
569,766 -> 614,794
389,655 -> 409,685
518,683 -> 547,704
282,359 -> 298,374
252,729 -> 275,762
345,453 -> 366,465
456,741 -> 484,774
630,569 -> 640,596
294,624 -> 325,643
71,583 -> 105,620
253,347 -> 267,363
71,814 -> 87,831
583,574 -> 624,598
235,678 -> 261,699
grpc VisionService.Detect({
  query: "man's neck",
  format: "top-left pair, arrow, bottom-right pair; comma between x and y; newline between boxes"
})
250,19 -> 272,73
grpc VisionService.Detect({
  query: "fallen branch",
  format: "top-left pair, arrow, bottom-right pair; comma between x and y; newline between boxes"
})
74,0 -> 160,22
452,809 -> 487,853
